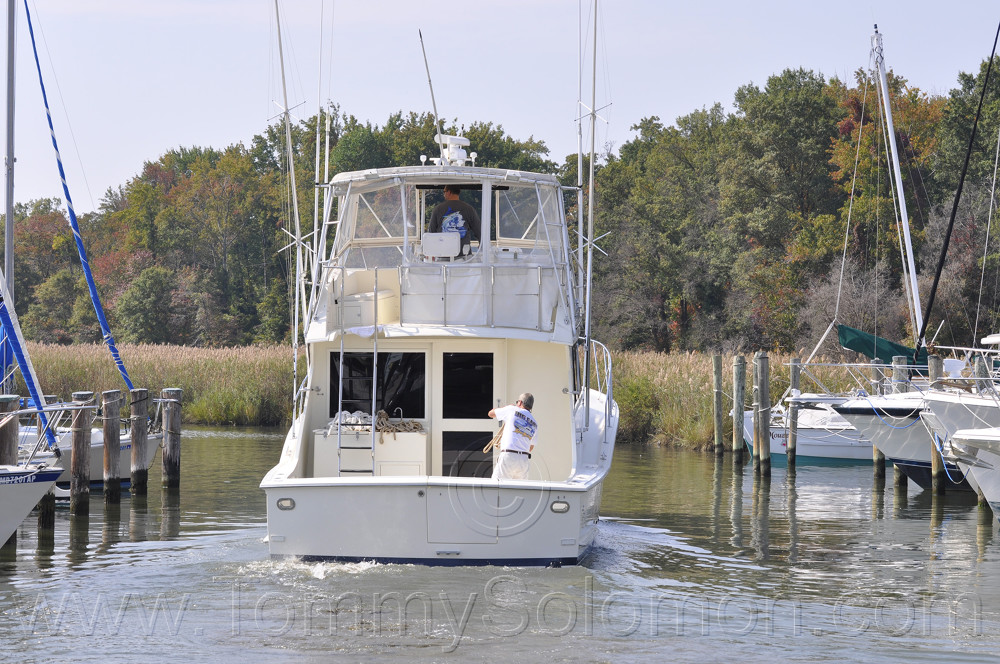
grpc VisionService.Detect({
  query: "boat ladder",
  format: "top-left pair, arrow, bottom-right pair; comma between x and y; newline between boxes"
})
336,428 -> 375,476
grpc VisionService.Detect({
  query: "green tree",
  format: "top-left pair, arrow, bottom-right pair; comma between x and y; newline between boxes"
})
116,266 -> 176,344
22,269 -> 82,344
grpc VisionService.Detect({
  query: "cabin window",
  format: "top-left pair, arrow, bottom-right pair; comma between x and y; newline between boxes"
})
330,352 -> 426,419
442,352 -> 493,419
355,187 -> 406,239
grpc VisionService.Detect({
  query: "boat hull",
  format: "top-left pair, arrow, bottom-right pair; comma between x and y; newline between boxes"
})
24,428 -> 162,488
0,466 -> 61,543
921,392 -> 1000,496
262,476 -> 602,566
949,428 -> 1000,518
835,395 -> 971,491
742,408 -> 870,460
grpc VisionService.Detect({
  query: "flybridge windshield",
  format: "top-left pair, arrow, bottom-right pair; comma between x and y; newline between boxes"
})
330,178 -> 569,269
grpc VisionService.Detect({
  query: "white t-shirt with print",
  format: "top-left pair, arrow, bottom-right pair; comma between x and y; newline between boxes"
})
493,405 -> 539,453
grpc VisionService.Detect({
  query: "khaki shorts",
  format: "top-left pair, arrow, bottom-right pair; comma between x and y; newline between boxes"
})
491,450 -> 530,480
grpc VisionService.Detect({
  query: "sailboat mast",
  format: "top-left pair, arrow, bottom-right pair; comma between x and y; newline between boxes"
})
873,26 -> 924,342
576,0 -> 584,305
4,0 -> 13,305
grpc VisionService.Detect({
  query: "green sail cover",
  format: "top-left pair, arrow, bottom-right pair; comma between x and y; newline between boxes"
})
837,324 -> 927,365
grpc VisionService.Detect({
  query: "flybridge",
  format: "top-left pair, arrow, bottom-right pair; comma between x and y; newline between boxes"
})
311,164 -> 580,342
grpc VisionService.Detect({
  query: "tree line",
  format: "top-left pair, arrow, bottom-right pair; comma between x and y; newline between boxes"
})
6,58 -> 1000,355
592,58 -> 1000,356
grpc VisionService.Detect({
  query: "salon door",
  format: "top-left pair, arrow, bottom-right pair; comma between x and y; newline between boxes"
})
431,342 -> 505,478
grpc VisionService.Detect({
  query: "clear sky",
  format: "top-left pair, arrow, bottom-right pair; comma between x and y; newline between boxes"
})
6,0 -> 999,213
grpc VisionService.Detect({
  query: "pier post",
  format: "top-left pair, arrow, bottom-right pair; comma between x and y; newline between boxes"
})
926,355 -> 946,495
161,388 -> 183,488
973,356 -> 991,505
0,394 -> 18,548
102,390 -> 122,504
788,359 -> 800,468
732,355 -> 746,465
70,391 -> 94,516
0,394 -> 17,466
130,388 -> 149,496
752,352 -> 760,474
757,352 -> 771,478
712,355 -> 724,457
891,355 -> 908,394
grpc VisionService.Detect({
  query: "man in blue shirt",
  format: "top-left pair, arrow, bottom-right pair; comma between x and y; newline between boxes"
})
429,184 -> 480,258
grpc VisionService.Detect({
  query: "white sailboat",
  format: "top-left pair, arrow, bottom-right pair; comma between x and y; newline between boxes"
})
0,0 -> 59,544
748,27 -> 934,463
0,464 -> 60,543
261,3 -> 618,565
7,0 -> 162,491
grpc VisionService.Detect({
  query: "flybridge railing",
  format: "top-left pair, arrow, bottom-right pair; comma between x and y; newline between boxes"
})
320,262 -> 572,334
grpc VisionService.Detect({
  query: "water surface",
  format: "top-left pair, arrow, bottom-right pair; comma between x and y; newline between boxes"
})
1,430 -> 998,662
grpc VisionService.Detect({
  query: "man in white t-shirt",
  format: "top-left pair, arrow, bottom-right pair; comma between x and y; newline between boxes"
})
488,392 -> 539,480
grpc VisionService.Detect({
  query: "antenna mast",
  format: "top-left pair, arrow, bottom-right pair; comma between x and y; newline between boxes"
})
418,29 -> 447,163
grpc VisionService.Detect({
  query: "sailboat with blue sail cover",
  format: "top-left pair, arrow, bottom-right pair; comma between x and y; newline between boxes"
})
0,0 -> 62,545
6,0 -> 161,490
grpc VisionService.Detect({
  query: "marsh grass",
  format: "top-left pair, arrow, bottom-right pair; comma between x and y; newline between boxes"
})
611,351 -> 858,450
20,343 -> 294,426
16,345 -> 856,436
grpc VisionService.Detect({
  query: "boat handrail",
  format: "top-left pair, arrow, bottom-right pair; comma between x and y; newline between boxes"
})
576,338 -> 614,441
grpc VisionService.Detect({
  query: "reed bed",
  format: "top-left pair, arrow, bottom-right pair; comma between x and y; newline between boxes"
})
610,350 -> 858,449
21,343 -> 294,426
16,344 -> 856,438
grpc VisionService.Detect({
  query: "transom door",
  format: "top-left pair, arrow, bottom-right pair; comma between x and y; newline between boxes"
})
432,341 -> 504,477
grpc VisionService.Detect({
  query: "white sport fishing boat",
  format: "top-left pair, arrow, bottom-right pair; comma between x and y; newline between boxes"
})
261,131 -> 618,565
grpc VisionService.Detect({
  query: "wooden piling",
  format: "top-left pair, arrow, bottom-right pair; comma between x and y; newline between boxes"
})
757,352 -> 771,478
0,394 -> 17,467
732,355 -> 746,465
873,443 -> 886,480
130,388 -> 148,496
925,355 -> 946,495
788,359 -> 800,468
0,394 -> 18,548
161,388 -> 183,488
891,355 -> 908,394
102,390 -> 122,504
872,360 -> 887,480
70,391 -> 94,516
712,356 -> 724,457
752,352 -> 761,474
36,488 -> 55,530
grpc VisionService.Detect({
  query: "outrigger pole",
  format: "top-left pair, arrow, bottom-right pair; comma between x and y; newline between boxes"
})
583,0 -> 598,422
274,0 -> 306,409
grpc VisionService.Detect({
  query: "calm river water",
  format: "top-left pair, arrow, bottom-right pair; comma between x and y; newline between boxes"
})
2,429 -> 1000,662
